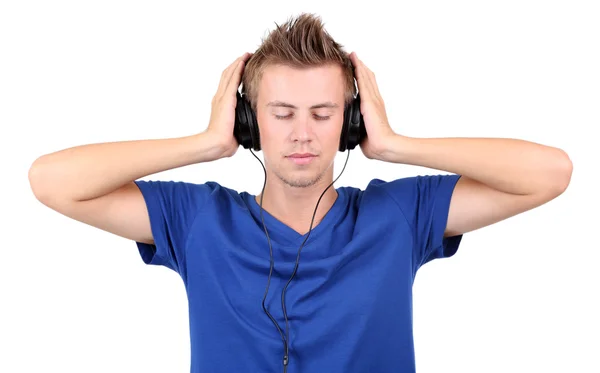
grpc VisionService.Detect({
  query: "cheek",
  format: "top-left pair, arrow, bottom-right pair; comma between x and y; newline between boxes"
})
324,121 -> 343,144
256,115 -> 274,139
256,119 -> 286,158
258,122 -> 285,148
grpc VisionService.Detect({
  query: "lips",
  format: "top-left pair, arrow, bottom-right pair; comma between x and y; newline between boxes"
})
287,153 -> 317,165
288,153 -> 316,158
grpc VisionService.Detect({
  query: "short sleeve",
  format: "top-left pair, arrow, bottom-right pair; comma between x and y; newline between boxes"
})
133,180 -> 216,276
378,174 -> 463,272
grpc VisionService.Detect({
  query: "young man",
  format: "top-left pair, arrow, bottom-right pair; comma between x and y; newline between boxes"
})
28,13 -> 572,373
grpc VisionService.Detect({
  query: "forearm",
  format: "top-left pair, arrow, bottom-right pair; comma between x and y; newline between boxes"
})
381,135 -> 572,196
29,131 -> 226,202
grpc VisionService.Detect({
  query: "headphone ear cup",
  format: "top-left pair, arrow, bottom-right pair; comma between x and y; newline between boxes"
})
234,91 -> 261,151
339,102 -> 350,152
245,98 -> 261,151
339,93 -> 366,151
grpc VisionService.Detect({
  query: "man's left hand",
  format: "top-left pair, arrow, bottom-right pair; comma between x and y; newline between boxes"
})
349,51 -> 397,160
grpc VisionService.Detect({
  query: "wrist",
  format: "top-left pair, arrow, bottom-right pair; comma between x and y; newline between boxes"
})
188,132 -> 231,163
379,134 -> 415,164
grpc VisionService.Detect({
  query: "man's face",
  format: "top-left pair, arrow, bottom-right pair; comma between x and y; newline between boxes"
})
255,63 -> 346,189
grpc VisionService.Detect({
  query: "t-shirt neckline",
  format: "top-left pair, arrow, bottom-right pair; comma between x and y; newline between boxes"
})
243,186 -> 346,248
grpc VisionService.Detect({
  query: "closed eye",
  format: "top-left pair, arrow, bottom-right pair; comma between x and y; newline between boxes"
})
274,114 -> 330,121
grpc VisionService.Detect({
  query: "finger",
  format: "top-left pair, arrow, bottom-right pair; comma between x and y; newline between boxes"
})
352,53 -> 378,101
350,52 -> 369,97
215,55 -> 242,96
216,53 -> 248,97
362,60 -> 382,99
224,52 -> 252,98
356,55 -> 380,100
362,59 -> 384,104
216,53 -> 251,99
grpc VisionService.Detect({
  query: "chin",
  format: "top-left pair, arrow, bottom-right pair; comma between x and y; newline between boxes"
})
277,168 -> 324,189
283,176 -> 322,188
268,152 -> 334,188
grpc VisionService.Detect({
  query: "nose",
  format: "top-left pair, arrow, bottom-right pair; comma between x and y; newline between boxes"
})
290,114 -> 313,144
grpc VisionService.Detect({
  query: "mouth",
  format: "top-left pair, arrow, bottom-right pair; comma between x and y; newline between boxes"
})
286,153 -> 317,165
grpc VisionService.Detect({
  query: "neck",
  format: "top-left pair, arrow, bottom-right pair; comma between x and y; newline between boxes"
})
255,177 -> 338,235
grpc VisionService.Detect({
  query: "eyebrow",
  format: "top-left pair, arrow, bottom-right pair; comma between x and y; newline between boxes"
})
266,101 -> 339,109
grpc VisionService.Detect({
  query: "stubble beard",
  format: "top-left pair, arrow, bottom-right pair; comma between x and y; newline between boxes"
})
272,160 -> 328,188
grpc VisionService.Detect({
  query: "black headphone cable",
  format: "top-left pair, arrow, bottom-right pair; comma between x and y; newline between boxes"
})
249,149 -> 352,373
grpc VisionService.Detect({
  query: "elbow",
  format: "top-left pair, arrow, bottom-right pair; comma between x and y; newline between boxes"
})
28,156 -> 52,204
28,158 -> 44,201
550,148 -> 573,196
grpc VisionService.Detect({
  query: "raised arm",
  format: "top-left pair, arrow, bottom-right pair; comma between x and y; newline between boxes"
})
28,52 -> 252,244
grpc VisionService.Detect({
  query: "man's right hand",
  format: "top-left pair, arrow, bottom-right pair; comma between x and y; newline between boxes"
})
204,52 -> 254,159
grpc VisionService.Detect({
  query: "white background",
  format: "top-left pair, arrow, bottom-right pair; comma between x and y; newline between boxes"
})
2,1 -> 599,372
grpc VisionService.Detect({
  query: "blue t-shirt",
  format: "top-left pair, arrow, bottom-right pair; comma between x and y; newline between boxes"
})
134,174 -> 463,373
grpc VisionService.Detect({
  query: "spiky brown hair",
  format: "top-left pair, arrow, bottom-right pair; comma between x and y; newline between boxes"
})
241,12 -> 356,112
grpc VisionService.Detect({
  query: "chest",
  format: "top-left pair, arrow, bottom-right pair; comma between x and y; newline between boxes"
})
184,223 -> 415,346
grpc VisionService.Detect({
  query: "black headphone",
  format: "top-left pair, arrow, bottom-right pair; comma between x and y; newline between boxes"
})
233,89 -> 367,152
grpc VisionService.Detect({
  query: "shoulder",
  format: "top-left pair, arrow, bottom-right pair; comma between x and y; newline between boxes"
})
354,174 -> 461,219
133,179 -> 237,197
362,174 -> 461,203
133,179 -> 246,214
364,174 -> 461,192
